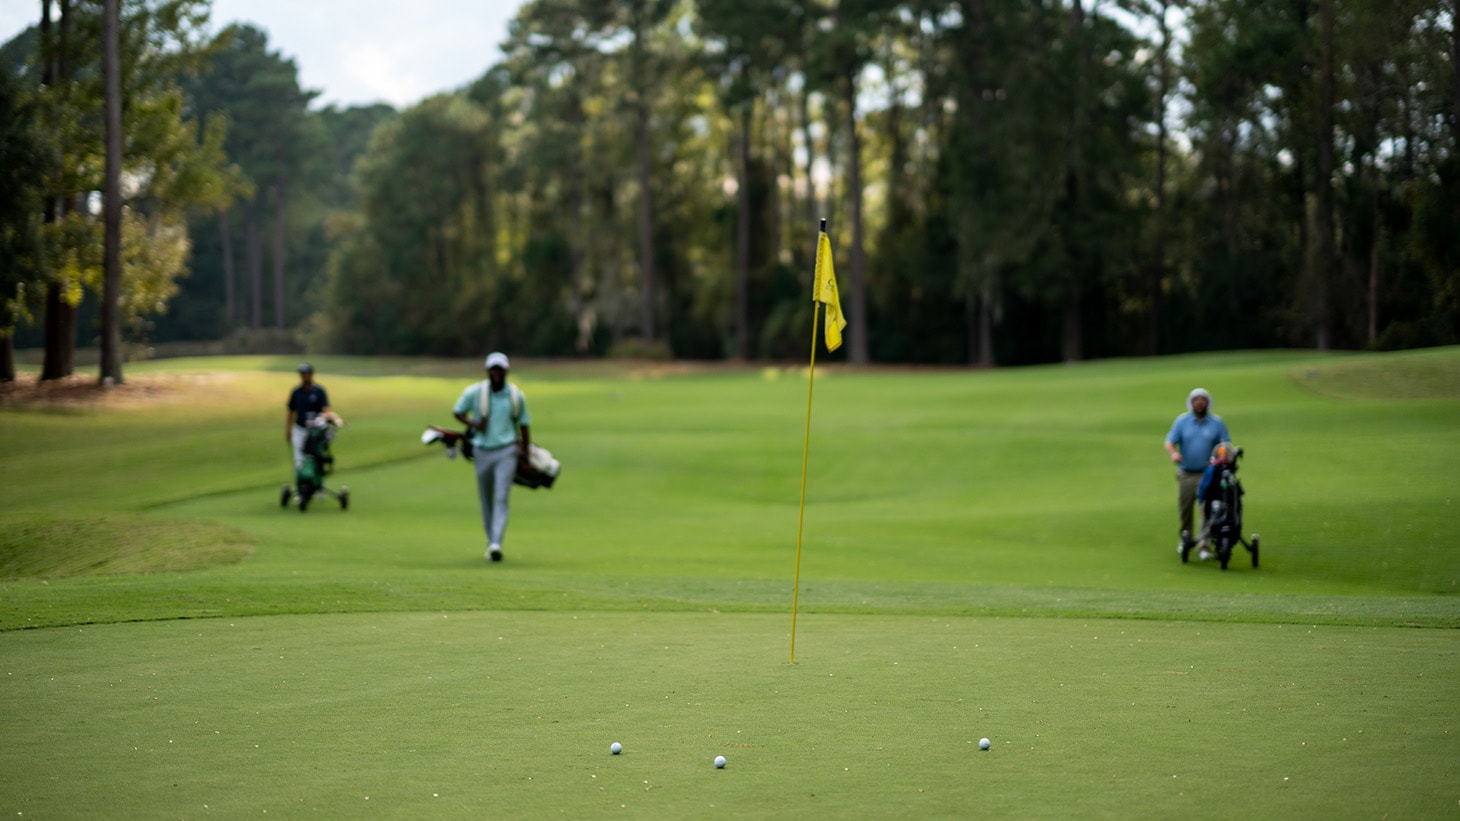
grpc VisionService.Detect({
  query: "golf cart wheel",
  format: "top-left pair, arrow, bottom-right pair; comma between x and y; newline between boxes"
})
1251,535 -> 1260,568
339,487 -> 350,511
280,485 -> 292,508
1180,530 -> 1192,564
1218,541 -> 1232,570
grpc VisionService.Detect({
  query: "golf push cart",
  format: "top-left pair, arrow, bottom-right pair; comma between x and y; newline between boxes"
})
281,412 -> 349,512
1181,441 -> 1258,570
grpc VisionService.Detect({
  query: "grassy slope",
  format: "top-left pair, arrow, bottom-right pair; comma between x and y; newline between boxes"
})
1,350 -> 1457,629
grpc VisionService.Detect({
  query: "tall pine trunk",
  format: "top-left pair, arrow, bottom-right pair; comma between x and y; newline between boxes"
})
632,14 -> 656,345
565,88 -> 588,351
39,0 -> 74,381
843,68 -> 868,365
1452,2 -> 1460,150
271,181 -> 287,329
734,101 -> 751,360
98,0 -> 122,384
1312,0 -> 1336,350
799,85 -> 817,267
1147,0 -> 1171,357
1060,0 -> 1088,364
1367,171 -> 1380,346
0,331 -> 14,380
246,203 -> 262,330
219,209 -> 236,326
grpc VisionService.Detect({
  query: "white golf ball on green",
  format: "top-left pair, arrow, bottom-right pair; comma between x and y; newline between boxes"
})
610,742 -> 622,755
714,755 -> 726,768
979,738 -> 991,750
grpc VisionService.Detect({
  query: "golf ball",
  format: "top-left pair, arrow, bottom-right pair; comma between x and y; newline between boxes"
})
610,742 -> 622,755
714,755 -> 727,768
979,738 -> 991,750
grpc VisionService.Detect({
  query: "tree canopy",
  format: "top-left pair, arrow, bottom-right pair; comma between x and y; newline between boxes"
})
3,0 -> 1457,370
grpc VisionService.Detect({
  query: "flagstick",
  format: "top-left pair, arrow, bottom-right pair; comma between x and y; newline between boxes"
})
790,219 -> 827,665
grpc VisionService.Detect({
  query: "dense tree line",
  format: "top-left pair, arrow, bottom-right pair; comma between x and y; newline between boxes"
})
320,0 -> 1460,364
2,0 -> 1457,376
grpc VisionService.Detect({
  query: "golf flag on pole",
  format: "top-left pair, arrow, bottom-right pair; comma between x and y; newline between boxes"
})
813,231 -> 846,353
791,219 -> 840,665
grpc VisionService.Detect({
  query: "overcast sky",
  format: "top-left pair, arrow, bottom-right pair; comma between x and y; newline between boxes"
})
0,0 -> 523,108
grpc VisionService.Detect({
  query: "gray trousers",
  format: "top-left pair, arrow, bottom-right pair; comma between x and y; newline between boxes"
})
1176,469 -> 1205,537
474,444 -> 518,546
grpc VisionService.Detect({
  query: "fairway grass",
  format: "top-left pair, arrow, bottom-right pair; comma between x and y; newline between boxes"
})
2,349 -> 1458,817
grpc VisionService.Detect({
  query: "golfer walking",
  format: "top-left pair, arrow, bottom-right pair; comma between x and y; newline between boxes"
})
454,352 -> 531,562
1164,387 -> 1230,560
286,363 -> 330,470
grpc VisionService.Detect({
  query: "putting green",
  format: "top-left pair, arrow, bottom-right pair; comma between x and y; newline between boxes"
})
1,612 -> 1455,818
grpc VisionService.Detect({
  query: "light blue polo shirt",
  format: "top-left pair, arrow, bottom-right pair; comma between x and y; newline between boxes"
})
1166,412 -> 1229,472
454,381 -> 530,450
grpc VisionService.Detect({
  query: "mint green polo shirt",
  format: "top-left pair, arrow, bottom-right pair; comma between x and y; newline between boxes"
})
453,381 -> 530,450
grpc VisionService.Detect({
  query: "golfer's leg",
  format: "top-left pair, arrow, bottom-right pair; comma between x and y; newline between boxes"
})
488,448 -> 515,546
474,453 -> 495,542
1177,471 -> 1198,537
291,426 -> 307,470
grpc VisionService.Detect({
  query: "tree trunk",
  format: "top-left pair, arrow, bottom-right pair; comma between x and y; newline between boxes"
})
1,332 -> 14,381
958,0 -> 993,388
1061,289 -> 1081,363
799,83 -> 818,268
246,203 -> 262,330
1061,0 -> 1087,364
98,0 -> 123,385
1312,0 -> 1336,350
632,13 -> 656,345
734,101 -> 751,360
567,91 -> 588,352
219,209 -> 236,325
271,180 -> 287,329
1368,175 -> 1380,347
1147,0 -> 1170,357
40,260 -> 75,381
978,281 -> 994,367
966,289 -> 978,365
1452,0 -> 1460,150
39,0 -> 73,382
844,69 -> 868,365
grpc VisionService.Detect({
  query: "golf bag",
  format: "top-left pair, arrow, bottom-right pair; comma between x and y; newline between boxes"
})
281,414 -> 349,512
1188,443 -> 1258,570
420,425 -> 560,489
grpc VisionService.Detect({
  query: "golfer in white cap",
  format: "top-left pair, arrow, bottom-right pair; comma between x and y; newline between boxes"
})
1164,388 -> 1230,560
453,352 -> 532,562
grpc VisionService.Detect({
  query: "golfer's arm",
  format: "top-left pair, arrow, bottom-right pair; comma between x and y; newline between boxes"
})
454,411 -> 474,429
518,425 -> 531,456
1164,440 -> 1180,461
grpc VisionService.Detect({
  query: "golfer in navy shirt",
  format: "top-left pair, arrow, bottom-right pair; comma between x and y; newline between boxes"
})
286,363 -> 330,470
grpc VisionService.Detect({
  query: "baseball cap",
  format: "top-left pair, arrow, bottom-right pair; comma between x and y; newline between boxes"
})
297,362 -> 314,374
484,352 -> 510,371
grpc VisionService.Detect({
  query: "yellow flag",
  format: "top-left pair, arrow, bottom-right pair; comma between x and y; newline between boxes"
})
813,231 -> 847,352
